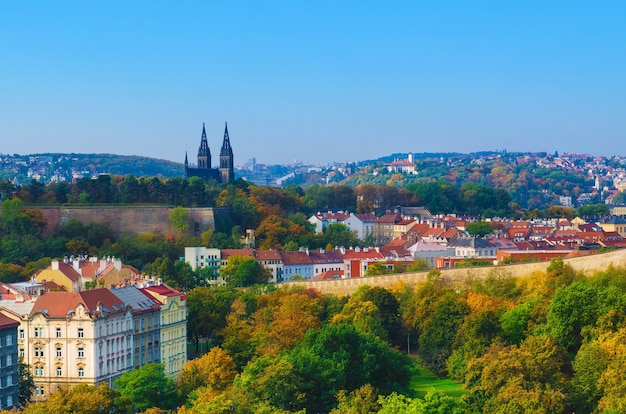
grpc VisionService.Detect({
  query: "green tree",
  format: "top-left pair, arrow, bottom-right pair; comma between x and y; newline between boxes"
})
364,263 -> 394,276
418,291 -> 470,374
547,281 -> 602,353
324,223 -> 361,249
304,184 -> 329,210
330,384 -> 381,414
219,255 -> 270,287
114,363 -> 178,412
571,341 -> 610,414
186,286 -> 237,351
168,206 -> 190,236
465,221 -> 494,237
18,357 -> 33,408
238,323 -> 411,413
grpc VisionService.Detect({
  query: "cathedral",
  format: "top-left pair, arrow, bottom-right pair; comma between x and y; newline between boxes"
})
184,123 -> 234,183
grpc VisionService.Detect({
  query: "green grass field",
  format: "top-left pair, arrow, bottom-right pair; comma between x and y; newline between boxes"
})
409,357 -> 466,398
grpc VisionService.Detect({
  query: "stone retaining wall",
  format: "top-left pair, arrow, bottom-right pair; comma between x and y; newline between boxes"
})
284,249 -> 626,296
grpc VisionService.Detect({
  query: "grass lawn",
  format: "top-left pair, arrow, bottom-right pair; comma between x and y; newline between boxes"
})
409,357 -> 466,398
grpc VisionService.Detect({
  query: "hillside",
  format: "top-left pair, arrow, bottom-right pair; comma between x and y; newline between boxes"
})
2,152 -> 184,181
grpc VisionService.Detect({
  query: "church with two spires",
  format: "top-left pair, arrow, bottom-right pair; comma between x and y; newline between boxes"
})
184,123 -> 234,183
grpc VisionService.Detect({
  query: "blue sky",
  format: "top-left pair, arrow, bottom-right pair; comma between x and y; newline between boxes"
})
1,1 -> 624,165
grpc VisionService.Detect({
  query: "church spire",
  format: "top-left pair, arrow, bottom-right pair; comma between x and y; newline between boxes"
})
219,122 -> 234,183
197,122 -> 211,169
220,122 -> 232,157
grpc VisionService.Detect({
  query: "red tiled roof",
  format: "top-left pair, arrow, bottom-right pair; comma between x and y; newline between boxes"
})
396,218 -> 416,226
439,228 -> 460,239
280,251 -> 313,265
307,249 -> 344,264
342,248 -> 383,260
55,262 -> 81,282
0,313 -> 19,329
376,212 -> 403,224
421,227 -> 444,238
30,288 -> 126,318
311,270 -> 344,281
354,213 -> 376,222
142,284 -> 185,299
221,249 -> 255,259
254,250 -> 282,261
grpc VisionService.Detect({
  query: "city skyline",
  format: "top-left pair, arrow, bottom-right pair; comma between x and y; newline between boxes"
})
2,1 -> 625,165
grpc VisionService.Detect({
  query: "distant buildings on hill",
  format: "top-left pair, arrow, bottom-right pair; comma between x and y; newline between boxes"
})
186,208 -> 626,285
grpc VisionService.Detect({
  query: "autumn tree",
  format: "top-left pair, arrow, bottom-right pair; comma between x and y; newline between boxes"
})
178,346 -> 237,401
464,335 -> 571,413
21,383 -> 130,414
252,290 -> 323,356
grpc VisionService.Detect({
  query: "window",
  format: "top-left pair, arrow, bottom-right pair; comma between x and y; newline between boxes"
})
56,367 -> 62,376
7,375 -> 12,386
56,327 -> 62,338
34,347 -> 44,358
78,367 -> 84,377
19,329 -> 24,340
56,347 -> 62,358
6,355 -> 11,367
6,395 -> 12,408
35,385 -> 44,396
34,366 -> 44,377
78,347 -> 84,358
6,334 -> 12,346
34,327 -> 43,338
77,328 -> 84,338
19,348 -> 24,358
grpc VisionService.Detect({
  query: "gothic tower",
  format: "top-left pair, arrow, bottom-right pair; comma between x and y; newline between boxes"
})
197,123 -> 211,169
219,122 -> 234,183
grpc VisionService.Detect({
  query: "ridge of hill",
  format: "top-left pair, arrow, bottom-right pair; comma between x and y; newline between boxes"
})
2,152 -> 184,180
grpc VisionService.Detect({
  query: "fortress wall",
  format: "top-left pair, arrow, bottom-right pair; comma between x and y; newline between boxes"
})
38,206 -> 216,238
284,248 -> 626,296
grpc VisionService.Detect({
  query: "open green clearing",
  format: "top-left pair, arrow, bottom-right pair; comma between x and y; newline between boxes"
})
409,357 -> 465,398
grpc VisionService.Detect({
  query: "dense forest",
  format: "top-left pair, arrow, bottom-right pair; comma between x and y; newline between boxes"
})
7,261 -> 626,413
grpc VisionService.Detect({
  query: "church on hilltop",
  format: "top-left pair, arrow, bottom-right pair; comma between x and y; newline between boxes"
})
184,123 -> 234,183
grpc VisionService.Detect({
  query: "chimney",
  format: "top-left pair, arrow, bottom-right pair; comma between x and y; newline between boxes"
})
52,260 -> 60,270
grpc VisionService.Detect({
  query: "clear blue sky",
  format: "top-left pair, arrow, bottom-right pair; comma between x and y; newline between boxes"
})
1,1 -> 624,165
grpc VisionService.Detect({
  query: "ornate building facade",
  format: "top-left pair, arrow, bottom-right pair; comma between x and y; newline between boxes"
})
184,123 -> 234,183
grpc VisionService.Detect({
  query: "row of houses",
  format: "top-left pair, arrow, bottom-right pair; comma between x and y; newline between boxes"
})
185,246 -> 403,282
189,214 -> 626,282
0,257 -> 187,405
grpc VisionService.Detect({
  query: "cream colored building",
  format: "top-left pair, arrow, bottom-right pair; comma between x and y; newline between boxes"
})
0,289 -> 133,399
141,285 -> 187,379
